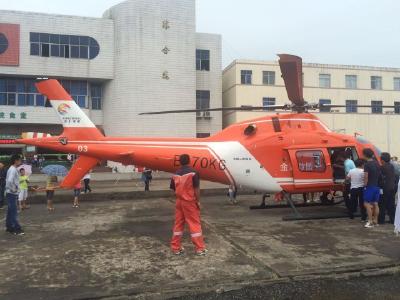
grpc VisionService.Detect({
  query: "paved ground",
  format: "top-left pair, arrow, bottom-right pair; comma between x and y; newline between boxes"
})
0,193 -> 400,299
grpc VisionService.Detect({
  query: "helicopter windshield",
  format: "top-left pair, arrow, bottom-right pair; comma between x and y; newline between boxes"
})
356,136 -> 382,156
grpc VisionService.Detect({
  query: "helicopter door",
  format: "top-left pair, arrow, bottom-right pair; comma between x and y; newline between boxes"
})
288,148 -> 333,189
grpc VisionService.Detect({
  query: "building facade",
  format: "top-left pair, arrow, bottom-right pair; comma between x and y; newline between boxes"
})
0,0 -> 222,153
223,59 -> 400,155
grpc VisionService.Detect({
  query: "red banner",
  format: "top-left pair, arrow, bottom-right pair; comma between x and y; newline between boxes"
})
0,23 -> 20,66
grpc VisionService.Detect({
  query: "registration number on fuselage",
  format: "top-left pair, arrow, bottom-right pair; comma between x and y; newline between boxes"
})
173,155 -> 226,170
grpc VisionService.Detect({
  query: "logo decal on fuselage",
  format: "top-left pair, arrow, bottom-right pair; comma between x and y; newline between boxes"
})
57,103 -> 71,115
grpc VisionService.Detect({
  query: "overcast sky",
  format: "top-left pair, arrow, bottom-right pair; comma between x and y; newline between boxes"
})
1,0 -> 399,68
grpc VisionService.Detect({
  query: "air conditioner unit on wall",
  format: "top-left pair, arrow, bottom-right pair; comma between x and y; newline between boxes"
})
385,111 -> 395,114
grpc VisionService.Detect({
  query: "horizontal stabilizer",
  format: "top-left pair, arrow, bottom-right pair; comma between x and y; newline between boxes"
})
61,155 -> 100,188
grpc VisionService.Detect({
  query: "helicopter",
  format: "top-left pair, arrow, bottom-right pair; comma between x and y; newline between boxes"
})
17,54 -> 388,216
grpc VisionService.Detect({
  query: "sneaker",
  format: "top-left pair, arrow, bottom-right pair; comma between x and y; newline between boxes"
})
173,248 -> 185,256
14,229 -> 25,236
364,222 -> 374,228
196,249 -> 208,256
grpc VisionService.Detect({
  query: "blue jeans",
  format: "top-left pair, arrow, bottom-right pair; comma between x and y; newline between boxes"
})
6,193 -> 21,232
0,184 -> 5,207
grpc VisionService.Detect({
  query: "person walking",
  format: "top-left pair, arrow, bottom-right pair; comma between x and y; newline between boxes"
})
46,175 -> 58,211
142,167 -> 153,192
227,185 -> 238,204
378,152 -> 396,224
170,154 -> 207,256
5,154 -> 24,235
346,159 -> 367,220
83,172 -> 92,193
18,168 -> 30,211
73,180 -> 81,208
394,180 -> 400,235
0,162 -> 7,209
363,148 -> 381,228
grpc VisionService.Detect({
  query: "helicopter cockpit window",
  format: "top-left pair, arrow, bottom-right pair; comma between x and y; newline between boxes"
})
296,150 -> 326,173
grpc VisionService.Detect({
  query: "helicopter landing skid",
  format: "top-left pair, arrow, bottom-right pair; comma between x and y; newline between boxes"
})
249,193 -> 348,221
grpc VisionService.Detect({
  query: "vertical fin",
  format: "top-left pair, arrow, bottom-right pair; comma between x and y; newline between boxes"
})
35,79 -> 104,140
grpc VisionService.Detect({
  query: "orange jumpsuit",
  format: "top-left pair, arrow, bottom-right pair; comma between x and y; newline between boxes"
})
170,167 -> 205,252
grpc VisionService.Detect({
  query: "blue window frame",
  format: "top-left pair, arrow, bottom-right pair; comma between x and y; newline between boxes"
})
0,77 -> 96,108
371,100 -> 383,114
36,95 -> 45,106
241,70 -> 252,84
319,99 -> 331,112
262,97 -> 276,111
196,49 -> 210,71
346,100 -> 358,113
30,32 -> 100,60
91,84 -> 102,110
0,93 -> 6,105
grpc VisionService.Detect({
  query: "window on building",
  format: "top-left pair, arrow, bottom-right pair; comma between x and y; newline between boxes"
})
394,78 -> 400,91
346,100 -> 358,113
36,95 -> 45,106
319,74 -> 331,88
394,102 -> 400,114
345,75 -> 357,89
63,80 -> 88,108
30,32 -> 100,60
296,150 -> 326,172
196,49 -> 210,71
319,99 -> 331,112
371,76 -> 382,90
241,70 -> 252,84
262,71 -> 275,85
197,133 -> 210,138
7,93 -> 16,106
371,100 -> 383,114
196,90 -> 210,117
41,43 -> 50,57
262,97 -> 276,111
91,84 -> 102,110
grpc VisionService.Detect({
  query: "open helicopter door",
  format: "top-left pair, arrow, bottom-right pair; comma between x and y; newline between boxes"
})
287,148 -> 333,190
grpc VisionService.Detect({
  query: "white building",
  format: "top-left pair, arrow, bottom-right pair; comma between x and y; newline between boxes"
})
0,0 -> 222,152
223,59 -> 400,156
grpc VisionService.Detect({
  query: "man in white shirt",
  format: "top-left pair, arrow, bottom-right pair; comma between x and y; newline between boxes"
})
346,159 -> 367,221
5,154 -> 24,235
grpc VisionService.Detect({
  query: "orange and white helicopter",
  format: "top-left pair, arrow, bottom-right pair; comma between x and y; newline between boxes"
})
17,54 -> 385,211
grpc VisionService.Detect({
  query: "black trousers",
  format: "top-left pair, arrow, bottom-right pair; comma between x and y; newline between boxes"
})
350,187 -> 367,220
378,189 -> 396,224
144,180 -> 150,191
344,183 -> 351,215
84,178 -> 91,193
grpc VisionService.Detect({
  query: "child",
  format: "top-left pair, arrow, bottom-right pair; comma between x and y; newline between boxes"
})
18,168 -> 29,211
46,175 -> 58,211
73,181 -> 81,208
346,159 -> 367,221
227,185 -> 238,204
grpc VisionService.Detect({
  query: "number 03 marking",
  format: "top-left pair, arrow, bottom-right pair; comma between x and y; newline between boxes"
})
77,145 -> 88,152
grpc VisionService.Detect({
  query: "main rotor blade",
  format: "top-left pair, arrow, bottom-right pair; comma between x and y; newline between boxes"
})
320,104 -> 398,109
139,105 -> 289,115
278,54 -> 304,107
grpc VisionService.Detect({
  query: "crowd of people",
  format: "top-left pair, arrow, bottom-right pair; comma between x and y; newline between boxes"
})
0,154 -> 94,235
344,149 -> 400,229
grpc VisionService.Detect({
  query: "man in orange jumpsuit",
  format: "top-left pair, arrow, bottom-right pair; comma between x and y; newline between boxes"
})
170,154 -> 207,256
